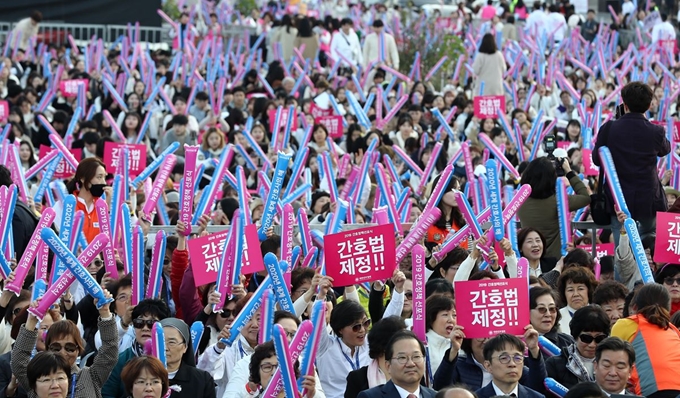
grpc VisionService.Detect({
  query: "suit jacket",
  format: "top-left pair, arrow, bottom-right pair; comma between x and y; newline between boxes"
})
593,114 -> 671,219
475,383 -> 545,398
357,380 -> 436,398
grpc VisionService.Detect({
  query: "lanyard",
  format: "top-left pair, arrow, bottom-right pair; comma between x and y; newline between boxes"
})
425,346 -> 434,387
337,338 -> 360,371
238,340 -> 247,358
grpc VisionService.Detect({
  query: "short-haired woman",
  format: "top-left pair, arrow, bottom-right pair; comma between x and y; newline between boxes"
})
120,357 -> 168,398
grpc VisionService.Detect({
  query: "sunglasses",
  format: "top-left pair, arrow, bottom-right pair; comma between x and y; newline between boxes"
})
133,319 -> 157,329
49,343 -> 78,354
404,291 -> 413,300
219,310 -> 235,318
579,333 -> 607,344
663,277 -> 680,286
534,306 -> 557,314
350,319 -> 371,333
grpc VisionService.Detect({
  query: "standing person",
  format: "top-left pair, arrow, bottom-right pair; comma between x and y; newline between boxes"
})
546,4 -> 567,43
472,34 -> 506,97
592,82 -> 671,245
330,18 -> 363,75
651,13 -> 677,42
479,0 -> 498,20
10,11 -> 42,52
270,14 -> 297,63
525,1 -> 547,36
581,10 -> 599,41
362,20 -> 399,71
357,331 -> 437,398
294,17 -> 320,62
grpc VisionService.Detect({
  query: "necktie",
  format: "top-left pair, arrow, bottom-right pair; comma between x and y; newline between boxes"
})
407,395 -> 417,398
510,394 -> 517,398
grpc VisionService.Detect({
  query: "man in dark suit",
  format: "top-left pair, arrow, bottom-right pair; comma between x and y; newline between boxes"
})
592,81 -> 671,246
593,337 -> 636,396
357,331 -> 437,398
474,334 -> 545,398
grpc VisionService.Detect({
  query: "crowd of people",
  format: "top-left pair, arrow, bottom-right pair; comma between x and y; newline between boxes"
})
0,0 -> 680,398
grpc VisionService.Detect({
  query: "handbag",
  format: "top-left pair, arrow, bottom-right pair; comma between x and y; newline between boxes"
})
590,121 -> 611,225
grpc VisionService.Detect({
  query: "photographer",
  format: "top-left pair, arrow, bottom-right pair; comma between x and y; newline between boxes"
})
517,154 -> 591,259
593,81 -> 671,245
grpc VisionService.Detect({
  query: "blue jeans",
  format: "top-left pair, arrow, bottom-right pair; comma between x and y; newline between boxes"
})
610,215 -> 657,247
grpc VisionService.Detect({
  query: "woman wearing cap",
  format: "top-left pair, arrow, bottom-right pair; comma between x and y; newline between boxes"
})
545,306 -> 611,389
611,284 -> 680,398
159,318 -> 215,398
517,157 -> 591,260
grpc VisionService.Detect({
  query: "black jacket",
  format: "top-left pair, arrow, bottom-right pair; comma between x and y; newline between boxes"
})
11,201 -> 38,263
168,362 -> 215,398
545,347 -> 587,389
593,114 -> 671,219
0,352 -> 27,398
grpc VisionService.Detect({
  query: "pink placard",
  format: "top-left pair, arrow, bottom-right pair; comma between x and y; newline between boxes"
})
268,108 -> 298,132
323,224 -> 396,287
188,230 -> 229,286
581,148 -> 599,176
557,141 -> 571,150
659,39 -> 679,54
310,102 -> 333,119
315,116 -> 344,139
187,225 -> 265,285
654,212 -> 680,263
241,224 -> 266,274
652,121 -> 680,142
576,243 -> 614,262
0,100 -> 8,122
454,277 -> 529,338
38,146 -> 82,179
474,95 -> 506,119
59,79 -> 89,98
103,142 -> 147,177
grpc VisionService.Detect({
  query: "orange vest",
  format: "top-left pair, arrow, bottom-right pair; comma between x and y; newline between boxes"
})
628,315 -> 680,396
426,222 -> 468,249
75,198 -> 100,244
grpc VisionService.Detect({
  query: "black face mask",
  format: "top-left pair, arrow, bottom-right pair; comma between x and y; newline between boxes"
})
89,184 -> 107,197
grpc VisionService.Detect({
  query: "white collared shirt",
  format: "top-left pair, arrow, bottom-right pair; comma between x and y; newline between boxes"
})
394,383 -> 421,398
491,381 -> 519,397
601,387 -> 626,396
316,327 -> 370,398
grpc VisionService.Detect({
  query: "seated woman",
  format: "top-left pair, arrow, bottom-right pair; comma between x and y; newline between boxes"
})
557,267 -> 597,333
545,306 -> 610,389
25,352 -> 71,398
120,357 -> 168,398
529,287 -> 574,352
611,283 -> 680,397
344,317 -> 407,398
12,292 -> 118,398
432,324 -> 547,392
159,318 -> 215,398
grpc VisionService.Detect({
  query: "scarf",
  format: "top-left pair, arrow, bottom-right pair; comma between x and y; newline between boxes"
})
131,340 -> 146,357
367,359 -> 387,388
565,343 -> 594,382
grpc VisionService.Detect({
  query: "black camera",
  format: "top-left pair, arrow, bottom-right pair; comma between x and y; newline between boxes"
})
544,134 -> 565,177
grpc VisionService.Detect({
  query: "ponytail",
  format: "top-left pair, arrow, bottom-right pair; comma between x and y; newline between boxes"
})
638,304 -> 671,329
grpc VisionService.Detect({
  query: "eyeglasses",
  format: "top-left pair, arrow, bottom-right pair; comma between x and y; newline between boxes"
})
92,260 -> 103,267
351,319 -> 371,333
219,310 -> 235,318
166,340 -> 185,348
579,334 -> 607,344
48,343 -> 79,354
133,379 -> 163,388
664,277 -> 680,286
404,291 -> 413,300
260,363 -> 278,373
533,306 -> 557,314
493,354 -> 524,364
163,258 -> 170,265
391,354 -> 425,365
36,376 -> 69,385
133,318 -> 157,329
